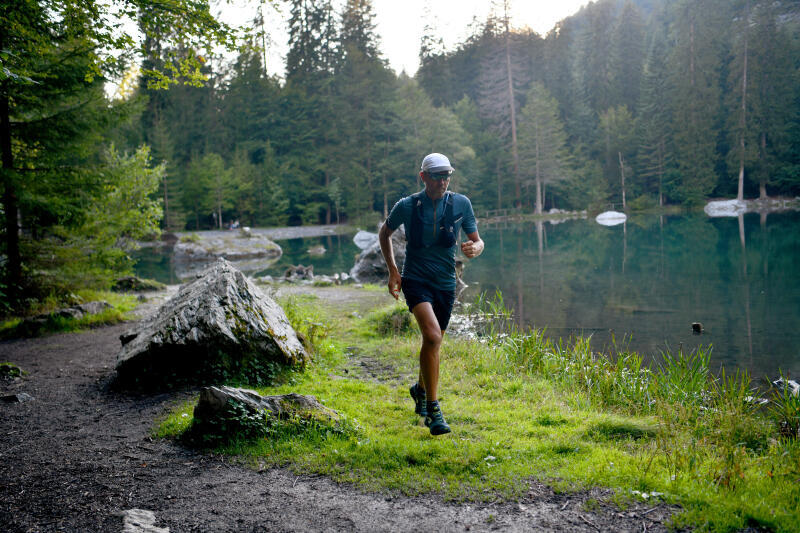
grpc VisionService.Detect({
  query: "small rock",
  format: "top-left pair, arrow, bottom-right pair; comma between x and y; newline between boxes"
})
120,509 -> 169,533
1,392 -> 34,403
284,264 -> 314,281
114,276 -> 167,292
0,362 -> 24,380
772,378 -> 800,397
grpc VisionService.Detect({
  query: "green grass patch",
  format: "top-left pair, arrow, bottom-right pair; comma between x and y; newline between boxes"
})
0,290 -> 138,339
179,232 -> 201,243
157,290 -> 800,532
367,303 -> 415,336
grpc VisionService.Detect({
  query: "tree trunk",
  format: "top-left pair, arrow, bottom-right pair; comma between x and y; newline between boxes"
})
325,170 -> 331,224
658,138 -> 665,207
618,151 -> 626,210
496,159 -> 502,210
534,128 -> 542,215
737,2 -> 748,202
1,82 -> 21,298
759,132 -> 767,200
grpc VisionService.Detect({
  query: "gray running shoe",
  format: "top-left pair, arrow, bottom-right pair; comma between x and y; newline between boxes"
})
425,402 -> 451,435
409,383 -> 427,417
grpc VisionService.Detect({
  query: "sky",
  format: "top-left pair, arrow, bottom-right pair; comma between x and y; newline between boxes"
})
218,0 -> 591,77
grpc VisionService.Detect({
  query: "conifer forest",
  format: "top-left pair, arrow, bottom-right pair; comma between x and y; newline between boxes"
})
1,0 -> 799,309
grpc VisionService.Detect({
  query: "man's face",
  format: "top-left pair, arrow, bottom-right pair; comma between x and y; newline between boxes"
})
420,170 -> 451,199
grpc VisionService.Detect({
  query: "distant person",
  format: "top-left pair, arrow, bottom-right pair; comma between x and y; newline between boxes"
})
379,153 -> 484,435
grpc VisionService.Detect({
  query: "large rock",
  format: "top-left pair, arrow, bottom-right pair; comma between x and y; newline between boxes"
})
189,385 -> 341,445
174,231 -> 282,262
194,385 -> 339,423
704,199 -> 747,217
350,225 -> 406,284
595,211 -> 627,226
115,259 -> 308,388
353,230 -> 378,250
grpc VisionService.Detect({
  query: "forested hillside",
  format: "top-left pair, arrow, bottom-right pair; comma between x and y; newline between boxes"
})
118,0 -> 800,230
2,0 -> 799,309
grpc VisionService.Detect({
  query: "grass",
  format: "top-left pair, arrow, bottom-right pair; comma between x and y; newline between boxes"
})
157,290 -> 800,532
0,289 -> 138,338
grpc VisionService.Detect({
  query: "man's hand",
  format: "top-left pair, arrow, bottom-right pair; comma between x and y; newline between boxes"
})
461,239 -> 483,259
388,270 -> 402,300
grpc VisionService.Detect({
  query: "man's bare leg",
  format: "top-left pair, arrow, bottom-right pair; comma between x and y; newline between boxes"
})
412,302 -> 443,401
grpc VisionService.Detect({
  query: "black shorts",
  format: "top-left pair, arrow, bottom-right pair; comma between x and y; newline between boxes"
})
401,277 -> 456,331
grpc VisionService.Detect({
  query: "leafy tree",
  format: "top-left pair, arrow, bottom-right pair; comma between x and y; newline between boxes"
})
25,145 -> 162,296
0,0 -> 236,307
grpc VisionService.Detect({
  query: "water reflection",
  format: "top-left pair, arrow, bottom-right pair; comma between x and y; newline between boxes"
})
462,212 -> 800,378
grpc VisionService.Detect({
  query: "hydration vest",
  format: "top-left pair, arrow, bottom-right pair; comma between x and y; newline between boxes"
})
407,190 -> 457,249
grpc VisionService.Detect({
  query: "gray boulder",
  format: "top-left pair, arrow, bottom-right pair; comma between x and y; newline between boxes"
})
174,231 -> 281,262
189,385 -> 341,444
194,385 -> 339,423
353,230 -> 378,250
350,225 -> 406,284
115,259 -> 308,388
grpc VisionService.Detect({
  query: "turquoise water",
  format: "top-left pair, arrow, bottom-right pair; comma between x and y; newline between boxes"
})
462,212 -> 800,379
133,212 -> 800,377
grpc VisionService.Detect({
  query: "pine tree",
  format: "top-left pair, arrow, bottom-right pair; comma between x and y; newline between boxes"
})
610,1 -> 646,110
335,0 -> 396,217
476,2 -> 530,208
637,36 -> 673,206
667,0 -> 727,204
727,0 -> 797,200
517,83 -> 572,214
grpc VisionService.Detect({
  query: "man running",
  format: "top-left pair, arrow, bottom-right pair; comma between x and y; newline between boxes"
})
379,153 -> 484,435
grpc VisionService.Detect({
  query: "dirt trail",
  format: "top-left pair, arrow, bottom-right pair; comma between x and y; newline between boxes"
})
0,286 -> 677,532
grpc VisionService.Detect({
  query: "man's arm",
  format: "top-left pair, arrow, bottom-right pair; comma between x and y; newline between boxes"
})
379,223 -> 402,300
460,231 -> 484,259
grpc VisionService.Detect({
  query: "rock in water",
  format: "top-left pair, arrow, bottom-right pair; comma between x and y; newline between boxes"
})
115,259 -> 308,388
350,224 -> 406,284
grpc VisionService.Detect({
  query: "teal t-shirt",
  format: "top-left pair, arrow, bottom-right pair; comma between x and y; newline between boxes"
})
385,190 -> 478,291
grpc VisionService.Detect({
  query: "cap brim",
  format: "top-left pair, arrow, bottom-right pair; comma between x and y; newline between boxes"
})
426,165 -> 454,173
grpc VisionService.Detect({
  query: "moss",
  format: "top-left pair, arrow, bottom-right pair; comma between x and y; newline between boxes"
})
0,362 -> 25,379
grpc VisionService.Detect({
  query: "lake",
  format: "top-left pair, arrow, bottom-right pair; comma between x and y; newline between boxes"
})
133,212 -> 800,378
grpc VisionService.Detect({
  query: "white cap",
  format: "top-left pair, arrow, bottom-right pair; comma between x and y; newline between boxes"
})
420,153 -> 454,173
